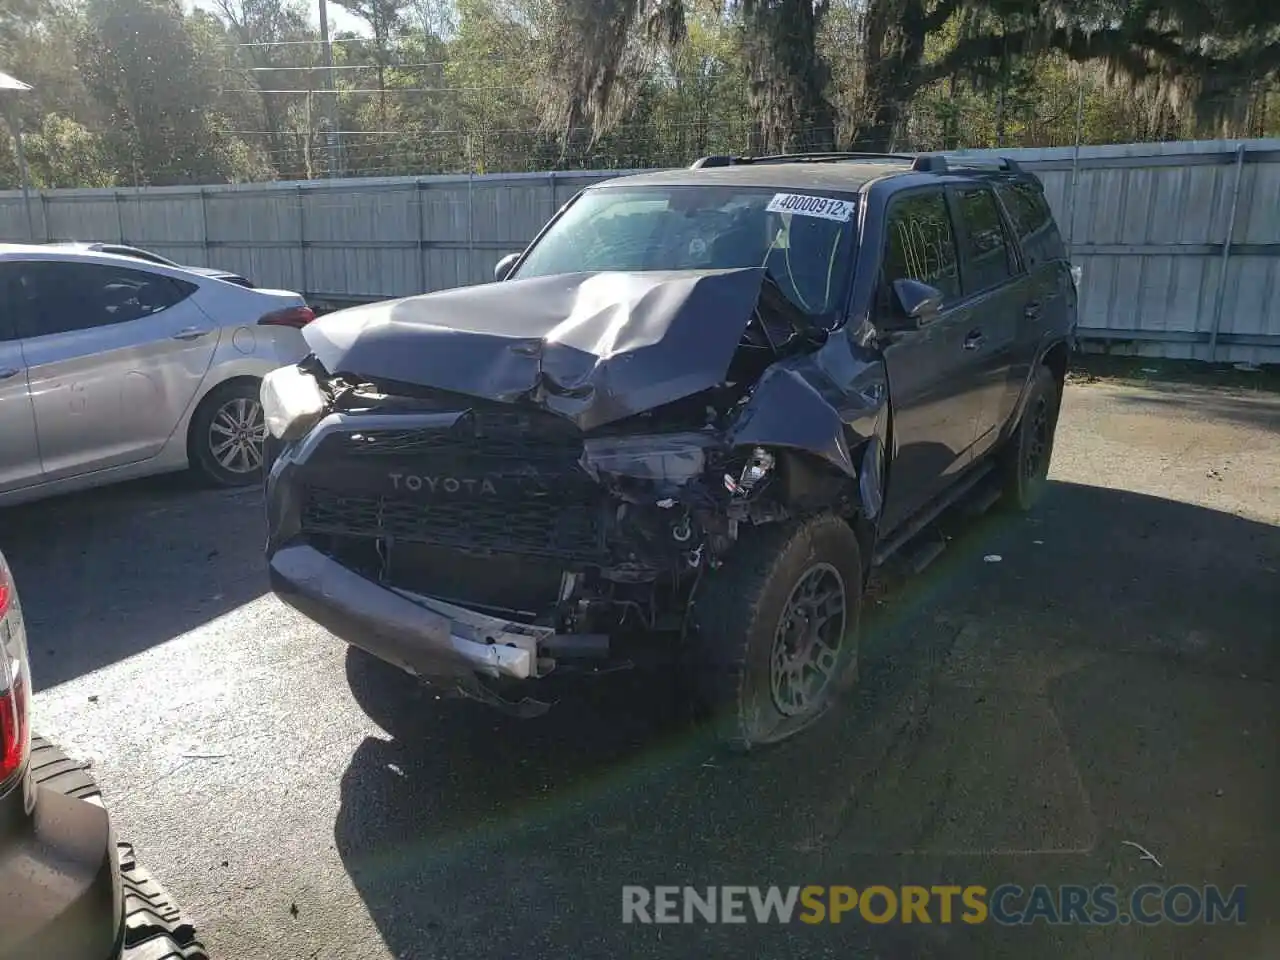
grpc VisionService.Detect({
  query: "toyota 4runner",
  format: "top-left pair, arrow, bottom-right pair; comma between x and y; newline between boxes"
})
261,151 -> 1077,748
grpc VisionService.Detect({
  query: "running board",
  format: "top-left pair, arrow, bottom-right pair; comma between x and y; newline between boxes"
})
872,461 -> 997,567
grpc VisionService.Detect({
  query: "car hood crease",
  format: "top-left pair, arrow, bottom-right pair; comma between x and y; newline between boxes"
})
302,268 -> 771,431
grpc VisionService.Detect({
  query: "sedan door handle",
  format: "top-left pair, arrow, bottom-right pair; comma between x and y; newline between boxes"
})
1024,301 -> 1043,320
0,367 -> 21,380
172,327 -> 212,341
963,331 -> 985,351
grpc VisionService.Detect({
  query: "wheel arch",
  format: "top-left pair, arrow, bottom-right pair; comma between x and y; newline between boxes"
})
184,373 -> 263,460
1006,337 -> 1071,441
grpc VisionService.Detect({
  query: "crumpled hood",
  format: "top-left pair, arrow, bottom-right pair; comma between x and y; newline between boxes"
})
303,268 -> 771,431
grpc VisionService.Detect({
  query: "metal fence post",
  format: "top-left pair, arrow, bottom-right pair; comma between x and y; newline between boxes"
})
198,187 -> 210,266
1207,143 -> 1247,362
114,190 -> 124,242
297,184 -> 309,299
415,179 -> 428,293
1064,77 -> 1085,258
467,172 -> 475,285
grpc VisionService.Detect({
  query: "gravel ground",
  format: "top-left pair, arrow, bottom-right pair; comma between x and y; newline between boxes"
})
9,376 -> 1279,960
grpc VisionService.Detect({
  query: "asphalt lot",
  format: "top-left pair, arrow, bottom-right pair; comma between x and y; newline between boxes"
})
11,374 -> 1280,960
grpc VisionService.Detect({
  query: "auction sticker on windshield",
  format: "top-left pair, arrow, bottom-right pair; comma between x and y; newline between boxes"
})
766,193 -> 856,222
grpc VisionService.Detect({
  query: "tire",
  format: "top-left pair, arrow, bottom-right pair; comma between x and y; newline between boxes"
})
1000,363 -> 1061,512
188,379 -> 266,487
29,734 -> 101,802
119,843 -> 209,960
28,738 -> 207,959
691,514 -> 863,751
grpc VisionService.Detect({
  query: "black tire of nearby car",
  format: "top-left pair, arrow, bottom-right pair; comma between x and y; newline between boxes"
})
27,737 -> 209,960
1001,362 -> 1062,512
691,513 -> 863,751
189,379 -> 266,488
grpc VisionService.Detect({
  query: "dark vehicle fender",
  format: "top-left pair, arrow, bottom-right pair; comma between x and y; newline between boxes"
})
1002,337 -> 1072,442
726,352 -> 889,523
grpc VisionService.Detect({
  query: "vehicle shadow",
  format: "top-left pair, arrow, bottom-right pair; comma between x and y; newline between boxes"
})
334,480 -> 1279,959
0,472 -> 269,691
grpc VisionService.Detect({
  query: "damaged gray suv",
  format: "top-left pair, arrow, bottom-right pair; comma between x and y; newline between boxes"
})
262,152 -> 1077,748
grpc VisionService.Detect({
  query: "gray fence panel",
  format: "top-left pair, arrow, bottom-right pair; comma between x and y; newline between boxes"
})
1,142 -> 1277,362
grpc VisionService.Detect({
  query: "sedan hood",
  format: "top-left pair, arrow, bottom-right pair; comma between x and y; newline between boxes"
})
303,268 -> 772,431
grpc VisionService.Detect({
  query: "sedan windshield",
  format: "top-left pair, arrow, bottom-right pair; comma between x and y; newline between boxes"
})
514,185 -> 858,316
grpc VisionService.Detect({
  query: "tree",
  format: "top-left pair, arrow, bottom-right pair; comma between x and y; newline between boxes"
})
541,0 -> 840,153
77,0 -> 257,184
856,0 -> 1280,149
213,0 -> 320,178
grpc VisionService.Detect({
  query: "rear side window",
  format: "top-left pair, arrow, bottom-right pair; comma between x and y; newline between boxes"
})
997,181 -> 1053,240
12,262 -> 198,338
881,189 -> 961,307
953,187 -> 1017,295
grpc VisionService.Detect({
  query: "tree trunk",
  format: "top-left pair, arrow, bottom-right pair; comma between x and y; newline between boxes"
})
744,0 -> 836,153
856,0 -> 928,152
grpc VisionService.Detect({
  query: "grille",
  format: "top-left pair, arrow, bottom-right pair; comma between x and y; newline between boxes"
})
323,408 -> 583,465
300,488 -> 605,562
299,404 -> 609,562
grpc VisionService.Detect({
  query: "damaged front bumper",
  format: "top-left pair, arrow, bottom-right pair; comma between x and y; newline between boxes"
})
268,543 -> 543,681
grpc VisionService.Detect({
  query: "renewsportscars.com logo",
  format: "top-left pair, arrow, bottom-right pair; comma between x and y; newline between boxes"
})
621,885 -> 1248,926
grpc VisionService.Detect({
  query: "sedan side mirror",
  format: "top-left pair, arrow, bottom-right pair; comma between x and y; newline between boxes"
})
494,253 -> 520,282
881,278 -> 944,330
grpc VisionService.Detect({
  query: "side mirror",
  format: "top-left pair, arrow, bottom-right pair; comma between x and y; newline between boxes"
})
493,253 -> 520,282
883,278 -> 944,329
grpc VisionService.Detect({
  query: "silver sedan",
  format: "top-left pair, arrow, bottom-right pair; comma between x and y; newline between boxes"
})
0,245 -> 312,506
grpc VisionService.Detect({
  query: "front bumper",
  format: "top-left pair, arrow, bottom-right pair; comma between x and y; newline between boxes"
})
268,543 -> 546,681
266,411 -> 615,686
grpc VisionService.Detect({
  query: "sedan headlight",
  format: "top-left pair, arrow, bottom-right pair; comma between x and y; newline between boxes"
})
261,365 -> 328,440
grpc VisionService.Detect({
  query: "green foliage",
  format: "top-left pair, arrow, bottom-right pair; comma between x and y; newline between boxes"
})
0,0 -> 1276,190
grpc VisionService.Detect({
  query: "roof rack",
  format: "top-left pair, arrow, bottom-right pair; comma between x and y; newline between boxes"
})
910,153 -> 1024,174
690,151 -> 1024,175
689,151 -> 920,169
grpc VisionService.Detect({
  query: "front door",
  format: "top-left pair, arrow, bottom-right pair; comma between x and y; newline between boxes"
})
877,188 -> 987,534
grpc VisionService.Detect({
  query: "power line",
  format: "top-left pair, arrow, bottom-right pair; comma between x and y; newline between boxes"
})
225,85 -> 528,94
231,35 -> 404,47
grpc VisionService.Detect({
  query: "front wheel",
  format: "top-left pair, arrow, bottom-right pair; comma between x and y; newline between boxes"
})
691,514 -> 863,751
189,379 -> 266,487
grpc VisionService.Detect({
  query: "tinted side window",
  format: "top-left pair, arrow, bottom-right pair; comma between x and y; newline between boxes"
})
996,181 -> 1052,240
954,187 -> 1016,294
881,190 -> 961,308
15,262 -> 196,338
0,264 -> 29,341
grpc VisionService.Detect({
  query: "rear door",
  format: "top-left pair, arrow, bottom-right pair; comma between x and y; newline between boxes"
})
877,187 -> 987,533
15,259 -> 219,480
0,267 -> 41,493
995,176 -> 1074,370
948,183 -> 1031,457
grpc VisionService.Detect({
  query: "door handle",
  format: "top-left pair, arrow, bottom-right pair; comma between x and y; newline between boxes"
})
0,367 -> 20,380
963,331 -> 985,351
1024,301 -> 1043,320
172,327 -> 212,341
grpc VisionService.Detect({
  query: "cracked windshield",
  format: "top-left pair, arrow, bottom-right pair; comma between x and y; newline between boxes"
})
1,0 -> 1276,958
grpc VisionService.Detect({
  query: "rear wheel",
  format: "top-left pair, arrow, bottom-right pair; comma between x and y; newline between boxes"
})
1001,363 -> 1061,512
189,380 -> 265,487
691,514 -> 862,751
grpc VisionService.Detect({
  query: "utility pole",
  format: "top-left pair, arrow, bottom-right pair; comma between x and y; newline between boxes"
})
318,0 -> 343,177
0,72 -> 36,240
